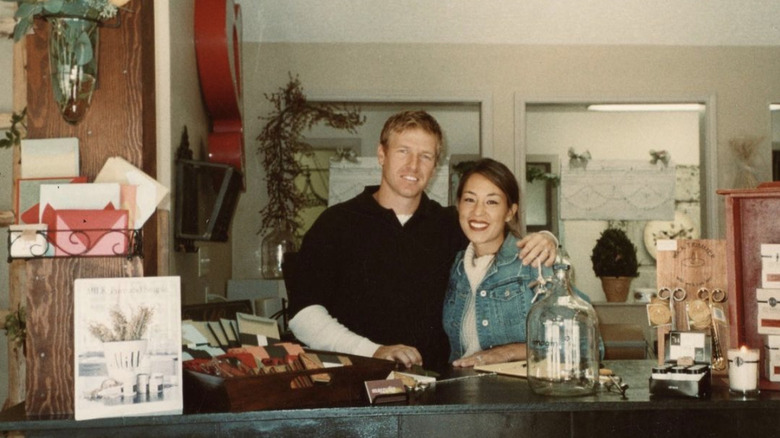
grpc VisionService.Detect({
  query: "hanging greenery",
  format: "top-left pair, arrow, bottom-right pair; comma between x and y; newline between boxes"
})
0,108 -> 27,149
3,305 -> 26,350
526,166 -> 560,186
256,74 -> 365,238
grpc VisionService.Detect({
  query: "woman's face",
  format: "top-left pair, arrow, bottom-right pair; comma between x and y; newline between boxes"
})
457,173 -> 518,257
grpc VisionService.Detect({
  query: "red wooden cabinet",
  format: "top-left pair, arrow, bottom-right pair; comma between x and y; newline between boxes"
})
719,184 -> 780,391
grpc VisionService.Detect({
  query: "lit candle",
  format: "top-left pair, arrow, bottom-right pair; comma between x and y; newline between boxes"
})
728,346 -> 760,394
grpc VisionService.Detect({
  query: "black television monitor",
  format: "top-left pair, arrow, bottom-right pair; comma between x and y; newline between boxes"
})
174,158 -> 242,245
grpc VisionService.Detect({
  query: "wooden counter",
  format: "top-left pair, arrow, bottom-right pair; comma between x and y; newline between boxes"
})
1,360 -> 779,437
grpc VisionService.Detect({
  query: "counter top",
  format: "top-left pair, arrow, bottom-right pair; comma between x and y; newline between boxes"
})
2,360 -> 779,437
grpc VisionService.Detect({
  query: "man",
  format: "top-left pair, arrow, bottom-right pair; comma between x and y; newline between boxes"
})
288,110 -> 556,372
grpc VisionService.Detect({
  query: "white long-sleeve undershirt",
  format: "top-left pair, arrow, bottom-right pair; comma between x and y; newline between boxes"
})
288,304 -> 381,358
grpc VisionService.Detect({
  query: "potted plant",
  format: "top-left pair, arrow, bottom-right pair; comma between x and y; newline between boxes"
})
256,74 -> 364,278
590,227 -> 639,302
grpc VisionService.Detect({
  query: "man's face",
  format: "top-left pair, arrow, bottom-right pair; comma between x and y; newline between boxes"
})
377,128 -> 439,202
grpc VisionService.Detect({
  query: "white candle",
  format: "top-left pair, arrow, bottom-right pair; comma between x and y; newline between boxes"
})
728,346 -> 760,393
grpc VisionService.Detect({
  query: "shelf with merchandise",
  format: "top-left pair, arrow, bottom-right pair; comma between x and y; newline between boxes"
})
7,227 -> 142,260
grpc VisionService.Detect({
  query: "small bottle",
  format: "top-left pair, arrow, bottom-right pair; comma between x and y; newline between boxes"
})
526,248 -> 600,396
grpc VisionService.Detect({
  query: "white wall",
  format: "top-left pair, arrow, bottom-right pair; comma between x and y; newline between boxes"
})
158,0 -> 233,304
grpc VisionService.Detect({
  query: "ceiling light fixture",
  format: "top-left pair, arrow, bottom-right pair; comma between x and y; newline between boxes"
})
587,104 -> 705,112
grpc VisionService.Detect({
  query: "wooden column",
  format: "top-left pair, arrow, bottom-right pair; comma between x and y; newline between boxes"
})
21,0 -> 156,418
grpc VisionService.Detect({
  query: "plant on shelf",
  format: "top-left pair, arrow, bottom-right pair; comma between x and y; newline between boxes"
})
256,74 -> 364,278
526,165 -> 560,186
590,227 -> 639,302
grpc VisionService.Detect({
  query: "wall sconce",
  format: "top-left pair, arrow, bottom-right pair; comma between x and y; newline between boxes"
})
48,16 -> 100,124
7,0 -> 129,125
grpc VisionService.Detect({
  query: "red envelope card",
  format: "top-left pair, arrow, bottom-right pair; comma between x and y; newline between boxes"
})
15,176 -> 87,224
51,209 -> 129,256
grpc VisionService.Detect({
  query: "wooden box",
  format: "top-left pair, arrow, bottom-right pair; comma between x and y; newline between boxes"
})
183,352 -> 397,413
719,184 -> 780,391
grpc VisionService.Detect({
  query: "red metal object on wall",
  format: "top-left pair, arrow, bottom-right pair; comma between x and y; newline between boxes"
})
194,0 -> 245,177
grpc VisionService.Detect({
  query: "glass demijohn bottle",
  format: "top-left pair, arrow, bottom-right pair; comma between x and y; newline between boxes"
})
260,223 -> 296,279
526,249 -> 600,396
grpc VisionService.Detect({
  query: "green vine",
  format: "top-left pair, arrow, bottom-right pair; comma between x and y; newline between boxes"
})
256,74 -> 365,238
526,166 -> 560,187
4,305 -> 26,349
0,108 -> 27,149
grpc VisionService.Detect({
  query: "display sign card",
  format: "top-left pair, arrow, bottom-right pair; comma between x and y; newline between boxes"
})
74,276 -> 182,421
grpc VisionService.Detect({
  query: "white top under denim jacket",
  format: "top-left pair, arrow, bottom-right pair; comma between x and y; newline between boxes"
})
443,233 -> 600,363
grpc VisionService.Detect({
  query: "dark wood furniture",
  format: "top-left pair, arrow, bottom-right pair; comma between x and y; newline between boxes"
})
2,360 -> 780,437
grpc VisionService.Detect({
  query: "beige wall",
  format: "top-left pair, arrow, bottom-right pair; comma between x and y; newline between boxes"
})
160,0 -> 233,304
232,42 -> 780,283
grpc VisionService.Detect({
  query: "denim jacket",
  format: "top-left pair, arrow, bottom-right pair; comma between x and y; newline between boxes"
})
443,233 -> 545,362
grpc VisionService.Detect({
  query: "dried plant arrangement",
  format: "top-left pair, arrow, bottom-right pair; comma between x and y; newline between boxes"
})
256,74 -> 365,238
88,305 -> 154,342
730,136 -> 763,189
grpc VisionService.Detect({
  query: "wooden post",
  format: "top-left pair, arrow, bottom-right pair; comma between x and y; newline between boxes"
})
19,0 -> 156,418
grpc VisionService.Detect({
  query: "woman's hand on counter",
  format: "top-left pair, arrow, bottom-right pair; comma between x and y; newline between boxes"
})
452,343 -> 527,368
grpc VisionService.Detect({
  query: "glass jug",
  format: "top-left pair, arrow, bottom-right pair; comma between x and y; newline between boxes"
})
526,249 -> 600,396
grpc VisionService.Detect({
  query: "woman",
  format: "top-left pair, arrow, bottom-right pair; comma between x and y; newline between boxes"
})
442,158 -> 548,367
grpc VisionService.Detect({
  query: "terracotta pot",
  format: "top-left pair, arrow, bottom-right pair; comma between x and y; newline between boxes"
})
600,276 -> 633,302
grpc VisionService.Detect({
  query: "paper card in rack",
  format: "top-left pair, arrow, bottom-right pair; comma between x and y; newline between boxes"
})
43,207 -> 129,256
8,224 -> 54,257
38,182 -> 121,223
95,156 -> 170,229
15,176 -> 87,224
474,360 -> 528,378
236,312 -> 280,346
20,137 -> 79,179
